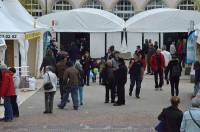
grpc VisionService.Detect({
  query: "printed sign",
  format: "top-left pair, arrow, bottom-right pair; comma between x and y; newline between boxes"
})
186,31 -> 196,64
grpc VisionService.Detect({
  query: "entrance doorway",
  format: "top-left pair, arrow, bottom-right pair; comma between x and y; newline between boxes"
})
5,40 -> 14,67
163,32 -> 188,51
60,32 -> 90,58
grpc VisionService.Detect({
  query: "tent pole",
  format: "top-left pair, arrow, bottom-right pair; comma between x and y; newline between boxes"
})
159,33 -> 161,48
105,32 -> 107,61
142,33 -> 144,49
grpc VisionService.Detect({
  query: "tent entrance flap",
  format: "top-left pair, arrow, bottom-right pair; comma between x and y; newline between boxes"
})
60,32 -> 90,58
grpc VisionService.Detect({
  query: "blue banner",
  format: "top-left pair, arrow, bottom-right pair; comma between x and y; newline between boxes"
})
186,31 -> 196,64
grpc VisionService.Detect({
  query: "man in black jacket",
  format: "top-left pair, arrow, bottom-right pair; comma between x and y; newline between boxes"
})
114,58 -> 127,106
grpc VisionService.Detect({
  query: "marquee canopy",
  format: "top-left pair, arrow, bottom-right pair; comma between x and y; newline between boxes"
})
0,0 -> 46,33
38,8 -> 125,32
126,8 -> 200,33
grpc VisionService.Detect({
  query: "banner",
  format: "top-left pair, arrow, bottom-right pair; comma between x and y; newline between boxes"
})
0,38 -> 7,65
25,32 -> 41,40
186,31 -> 196,64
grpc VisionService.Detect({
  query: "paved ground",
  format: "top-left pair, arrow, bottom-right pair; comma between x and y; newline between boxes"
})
0,75 -> 193,132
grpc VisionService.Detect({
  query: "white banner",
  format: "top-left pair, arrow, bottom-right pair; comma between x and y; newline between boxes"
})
0,38 -> 7,65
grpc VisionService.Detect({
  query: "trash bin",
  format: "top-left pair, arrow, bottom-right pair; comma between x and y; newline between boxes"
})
29,77 -> 37,91
20,76 -> 29,88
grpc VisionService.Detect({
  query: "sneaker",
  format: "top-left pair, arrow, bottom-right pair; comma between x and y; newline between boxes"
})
129,92 -> 132,96
80,102 -> 83,106
104,101 -> 109,103
57,104 -> 64,109
113,103 -> 121,106
43,111 -> 48,114
111,100 -> 115,103
73,106 -> 78,110
136,95 -> 140,99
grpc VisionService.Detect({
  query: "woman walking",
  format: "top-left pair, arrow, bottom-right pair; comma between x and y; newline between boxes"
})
43,66 -> 57,114
9,67 -> 20,118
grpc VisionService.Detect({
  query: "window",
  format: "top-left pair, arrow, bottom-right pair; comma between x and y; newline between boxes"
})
52,0 -> 72,12
112,0 -> 135,21
177,0 -> 195,10
145,0 -> 167,10
20,0 -> 43,17
82,0 -> 103,9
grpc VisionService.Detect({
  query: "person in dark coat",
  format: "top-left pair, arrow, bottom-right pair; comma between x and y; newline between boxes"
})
56,56 -> 68,100
158,96 -> 183,132
166,55 -> 182,96
114,58 -> 127,106
104,60 -> 115,103
80,51 -> 91,86
40,50 -> 56,73
129,53 -> 144,99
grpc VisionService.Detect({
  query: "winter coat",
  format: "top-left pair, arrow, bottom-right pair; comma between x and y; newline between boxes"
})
158,106 -> 183,132
40,56 -> 56,73
63,66 -> 80,88
116,64 -> 127,85
0,70 -> 15,97
150,53 -> 165,72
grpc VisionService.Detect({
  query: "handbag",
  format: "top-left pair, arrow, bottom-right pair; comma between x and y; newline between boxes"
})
189,110 -> 200,128
155,121 -> 165,132
44,73 -> 53,90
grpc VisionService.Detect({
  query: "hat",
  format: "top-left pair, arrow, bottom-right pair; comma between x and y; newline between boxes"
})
191,97 -> 200,107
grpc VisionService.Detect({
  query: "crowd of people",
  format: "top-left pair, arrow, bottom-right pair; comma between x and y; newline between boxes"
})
0,38 -> 200,132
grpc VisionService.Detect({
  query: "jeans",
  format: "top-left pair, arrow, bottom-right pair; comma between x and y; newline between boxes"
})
84,70 -> 90,85
4,96 -> 13,120
59,86 -> 79,108
193,82 -> 200,96
154,70 -> 164,88
170,77 -> 180,96
10,95 -> 19,117
59,78 -> 64,99
78,86 -> 83,104
45,91 -> 55,113
129,76 -> 142,96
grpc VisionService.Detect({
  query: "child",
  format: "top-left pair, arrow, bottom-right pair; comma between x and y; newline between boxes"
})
91,59 -> 98,83
98,57 -> 106,85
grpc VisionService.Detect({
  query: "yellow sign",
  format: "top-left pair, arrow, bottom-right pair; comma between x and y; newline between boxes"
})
25,32 -> 41,40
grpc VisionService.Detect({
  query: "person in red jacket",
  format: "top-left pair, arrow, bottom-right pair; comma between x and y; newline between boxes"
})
151,49 -> 165,90
0,65 -> 15,122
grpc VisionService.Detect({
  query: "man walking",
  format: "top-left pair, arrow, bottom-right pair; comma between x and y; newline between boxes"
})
58,61 -> 80,110
151,49 -> 165,90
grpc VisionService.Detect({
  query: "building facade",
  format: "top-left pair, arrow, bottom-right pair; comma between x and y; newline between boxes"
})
20,0 -> 197,20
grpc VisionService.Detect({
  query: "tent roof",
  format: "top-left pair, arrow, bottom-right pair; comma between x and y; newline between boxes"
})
38,8 -> 125,32
126,8 -> 200,33
0,0 -> 47,33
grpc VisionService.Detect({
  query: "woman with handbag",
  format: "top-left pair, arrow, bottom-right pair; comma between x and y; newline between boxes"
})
43,66 -> 57,114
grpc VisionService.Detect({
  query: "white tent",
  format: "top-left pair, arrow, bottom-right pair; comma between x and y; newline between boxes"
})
0,0 -> 47,77
126,8 -> 200,33
38,8 -> 125,32
38,8 -> 125,58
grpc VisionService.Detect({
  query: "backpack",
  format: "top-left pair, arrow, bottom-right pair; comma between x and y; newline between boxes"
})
171,62 -> 181,77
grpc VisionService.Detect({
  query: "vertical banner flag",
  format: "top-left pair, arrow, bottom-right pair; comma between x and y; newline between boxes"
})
186,31 -> 196,64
